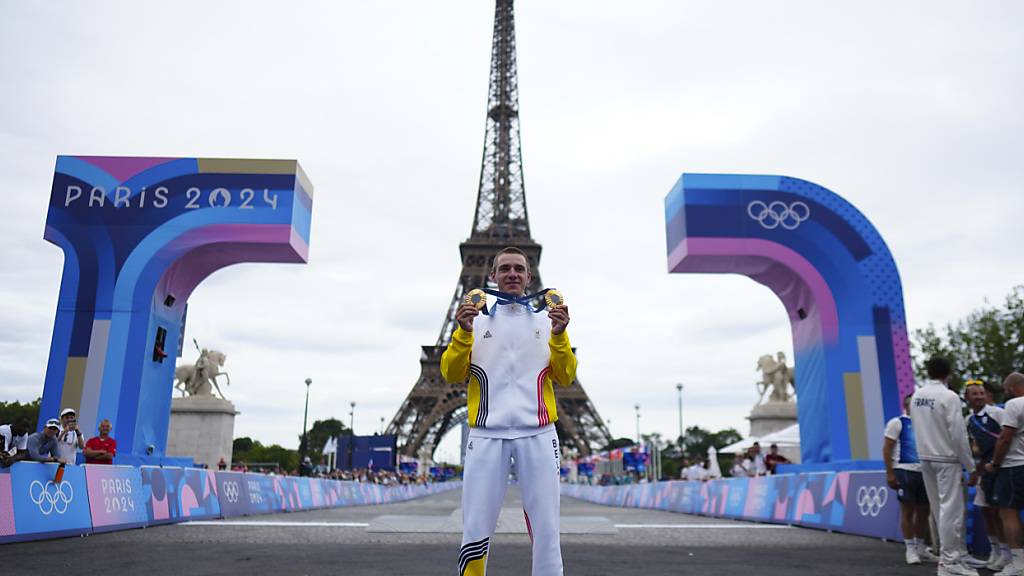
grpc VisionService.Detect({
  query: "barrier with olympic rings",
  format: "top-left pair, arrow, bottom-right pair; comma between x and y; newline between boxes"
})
0,461 -> 461,544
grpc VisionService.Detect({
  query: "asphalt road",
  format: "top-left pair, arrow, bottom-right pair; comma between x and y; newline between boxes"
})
6,486 -> 928,576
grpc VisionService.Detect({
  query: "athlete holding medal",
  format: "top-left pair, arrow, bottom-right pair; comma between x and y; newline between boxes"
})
442,246 -> 576,576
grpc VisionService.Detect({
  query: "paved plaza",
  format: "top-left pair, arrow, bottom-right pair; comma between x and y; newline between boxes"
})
7,486 -> 922,575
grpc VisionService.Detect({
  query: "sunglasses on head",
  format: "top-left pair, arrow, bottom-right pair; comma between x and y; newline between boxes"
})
965,379 -> 984,387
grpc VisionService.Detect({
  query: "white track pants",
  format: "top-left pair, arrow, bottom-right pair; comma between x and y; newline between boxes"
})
459,426 -> 562,576
920,460 -> 967,564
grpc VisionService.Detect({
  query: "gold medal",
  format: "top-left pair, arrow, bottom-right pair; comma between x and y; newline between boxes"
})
544,289 -> 565,309
464,289 -> 487,310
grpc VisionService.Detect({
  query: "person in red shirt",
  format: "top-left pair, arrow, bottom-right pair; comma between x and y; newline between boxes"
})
84,419 -> 116,464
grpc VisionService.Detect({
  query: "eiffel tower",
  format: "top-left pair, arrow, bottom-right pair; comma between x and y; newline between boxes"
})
387,0 -> 611,459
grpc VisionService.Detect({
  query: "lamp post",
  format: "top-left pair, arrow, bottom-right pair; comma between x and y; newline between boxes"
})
380,417 -> 385,435
350,401 -> 356,434
676,383 -> 684,446
634,404 -> 641,445
300,378 -> 312,463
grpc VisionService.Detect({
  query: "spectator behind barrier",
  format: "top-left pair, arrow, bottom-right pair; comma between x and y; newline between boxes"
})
57,407 -> 85,465
1,418 -> 31,467
26,419 -> 62,462
84,419 -> 116,464
765,443 -> 791,474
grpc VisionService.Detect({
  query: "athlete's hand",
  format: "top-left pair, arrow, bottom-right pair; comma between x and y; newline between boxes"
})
549,305 -> 570,335
886,472 -> 899,490
967,471 -> 979,487
456,304 -> 479,332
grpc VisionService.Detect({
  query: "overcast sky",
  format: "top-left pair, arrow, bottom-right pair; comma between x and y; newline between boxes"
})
1,1 -> 1021,462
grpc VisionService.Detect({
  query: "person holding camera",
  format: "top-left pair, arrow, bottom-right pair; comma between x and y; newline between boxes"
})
57,408 -> 85,465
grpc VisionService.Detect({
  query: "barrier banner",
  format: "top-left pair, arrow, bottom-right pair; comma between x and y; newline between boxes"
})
563,471 -> 901,541
215,471 -> 252,517
844,472 -> 901,540
243,473 -> 286,514
141,466 -> 220,524
0,472 -> 15,542
85,465 -> 148,531
294,477 -> 314,509
10,462 -> 91,539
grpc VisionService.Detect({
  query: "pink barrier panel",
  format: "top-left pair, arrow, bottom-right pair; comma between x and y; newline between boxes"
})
85,465 -> 148,531
0,473 -> 14,541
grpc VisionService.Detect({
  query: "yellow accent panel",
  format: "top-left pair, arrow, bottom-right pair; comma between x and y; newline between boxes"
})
60,357 -> 88,414
543,377 -> 559,423
844,372 -> 869,459
462,555 -> 487,576
197,158 -> 297,176
467,376 -> 480,429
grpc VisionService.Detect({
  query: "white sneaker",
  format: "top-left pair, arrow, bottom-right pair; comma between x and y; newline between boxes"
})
918,548 -> 940,563
937,561 -> 979,576
906,548 -> 921,565
987,554 -> 1010,571
994,564 -> 1024,576
961,555 -> 988,569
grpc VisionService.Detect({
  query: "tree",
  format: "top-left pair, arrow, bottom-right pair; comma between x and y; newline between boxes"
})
300,418 -> 350,460
913,285 -> 1024,394
232,437 -> 298,472
0,397 -> 41,429
600,437 -> 636,451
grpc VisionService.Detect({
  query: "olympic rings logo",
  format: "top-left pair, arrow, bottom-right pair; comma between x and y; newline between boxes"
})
29,479 -> 74,515
856,485 -> 889,517
746,200 -> 810,230
223,481 -> 240,503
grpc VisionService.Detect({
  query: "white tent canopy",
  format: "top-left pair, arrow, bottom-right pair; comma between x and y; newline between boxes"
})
717,423 -> 800,454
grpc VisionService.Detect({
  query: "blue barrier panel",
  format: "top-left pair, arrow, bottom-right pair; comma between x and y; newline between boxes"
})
10,462 -> 92,540
141,466 -> 220,524
295,477 -> 314,509
215,471 -> 252,518
243,473 -> 284,515
85,464 -> 148,532
562,472 -> 903,541
845,472 -> 901,540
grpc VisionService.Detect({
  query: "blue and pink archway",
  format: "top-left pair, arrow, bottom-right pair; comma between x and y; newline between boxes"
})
665,174 -> 913,465
41,156 -> 313,464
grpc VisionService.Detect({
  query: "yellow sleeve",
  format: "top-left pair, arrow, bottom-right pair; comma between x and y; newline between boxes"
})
548,331 -> 577,387
440,327 -> 473,383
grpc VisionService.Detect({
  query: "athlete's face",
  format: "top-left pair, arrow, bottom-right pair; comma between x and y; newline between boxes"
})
491,253 -> 531,296
965,386 -> 987,411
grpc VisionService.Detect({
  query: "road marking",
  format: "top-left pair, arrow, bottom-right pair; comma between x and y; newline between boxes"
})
614,524 -> 792,529
183,521 -> 369,527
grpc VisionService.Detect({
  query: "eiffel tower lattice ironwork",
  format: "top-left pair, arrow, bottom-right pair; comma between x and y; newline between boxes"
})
387,0 -> 611,459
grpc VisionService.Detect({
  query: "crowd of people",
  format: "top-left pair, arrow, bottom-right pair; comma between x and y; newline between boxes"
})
883,357 -> 1024,576
0,408 -> 116,468
728,442 -> 791,477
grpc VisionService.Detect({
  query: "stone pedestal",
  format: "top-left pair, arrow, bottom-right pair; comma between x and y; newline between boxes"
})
167,396 -> 238,469
747,401 -> 797,438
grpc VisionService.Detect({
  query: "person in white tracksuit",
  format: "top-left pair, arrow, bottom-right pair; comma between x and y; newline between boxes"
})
441,246 -> 576,576
910,356 -> 980,576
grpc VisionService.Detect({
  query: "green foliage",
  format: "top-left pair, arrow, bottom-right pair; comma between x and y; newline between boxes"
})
300,418 -> 350,459
232,436 -> 298,471
0,397 -> 41,429
601,437 -> 636,451
913,286 -> 1024,394
680,425 -> 742,460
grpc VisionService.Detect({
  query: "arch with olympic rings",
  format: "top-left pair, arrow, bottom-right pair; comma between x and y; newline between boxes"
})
40,156 -> 313,464
665,174 -> 913,465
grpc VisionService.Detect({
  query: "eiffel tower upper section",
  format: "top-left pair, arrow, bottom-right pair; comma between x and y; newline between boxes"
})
388,0 -> 610,458
434,0 -> 542,349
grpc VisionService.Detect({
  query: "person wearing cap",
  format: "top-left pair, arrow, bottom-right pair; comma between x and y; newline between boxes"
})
57,408 -> 85,465
25,419 -> 62,463
963,380 -> 1010,571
